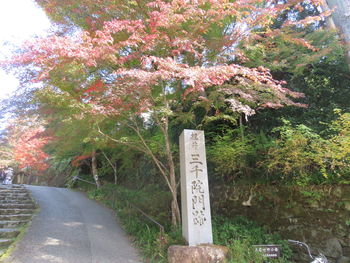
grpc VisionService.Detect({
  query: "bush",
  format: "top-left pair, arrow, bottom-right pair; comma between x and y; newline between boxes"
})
319,111 -> 350,183
207,129 -> 269,182
262,115 -> 350,185
262,120 -> 326,185
213,216 -> 293,263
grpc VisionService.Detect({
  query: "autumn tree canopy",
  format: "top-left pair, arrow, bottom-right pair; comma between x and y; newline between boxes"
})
4,0 -> 332,226
15,0 -> 331,117
7,117 -> 52,172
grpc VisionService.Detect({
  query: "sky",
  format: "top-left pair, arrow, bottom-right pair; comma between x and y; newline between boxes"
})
0,0 -> 52,100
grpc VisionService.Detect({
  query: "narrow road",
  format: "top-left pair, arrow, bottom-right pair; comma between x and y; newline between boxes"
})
4,185 -> 142,263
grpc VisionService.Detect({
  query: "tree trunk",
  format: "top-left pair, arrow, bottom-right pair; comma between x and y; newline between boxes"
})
163,118 -> 181,227
101,151 -> 118,184
114,163 -> 117,185
169,165 -> 181,227
91,150 -> 100,188
324,0 -> 350,70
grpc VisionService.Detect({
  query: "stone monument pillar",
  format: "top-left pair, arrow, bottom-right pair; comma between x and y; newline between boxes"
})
167,129 -> 229,263
179,129 -> 213,246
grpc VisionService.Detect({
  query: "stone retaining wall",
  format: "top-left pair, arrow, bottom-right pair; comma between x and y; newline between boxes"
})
210,185 -> 350,263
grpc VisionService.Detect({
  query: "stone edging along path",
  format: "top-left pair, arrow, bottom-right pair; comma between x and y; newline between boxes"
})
0,185 -> 37,259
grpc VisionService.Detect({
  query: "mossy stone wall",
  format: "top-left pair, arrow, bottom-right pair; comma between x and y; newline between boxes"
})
210,185 -> 350,263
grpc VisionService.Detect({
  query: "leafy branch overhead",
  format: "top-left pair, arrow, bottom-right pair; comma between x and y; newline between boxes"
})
9,0 -> 331,120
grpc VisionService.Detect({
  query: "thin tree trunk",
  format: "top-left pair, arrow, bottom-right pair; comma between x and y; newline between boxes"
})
321,0 -> 337,29
324,0 -> 350,70
239,114 -> 244,140
101,151 -> 118,184
97,113 -> 181,226
158,92 -> 181,227
165,134 -> 181,227
113,163 -> 117,185
162,115 -> 181,227
91,150 -> 100,188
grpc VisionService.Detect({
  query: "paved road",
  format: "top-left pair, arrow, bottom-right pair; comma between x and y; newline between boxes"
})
5,185 -> 142,263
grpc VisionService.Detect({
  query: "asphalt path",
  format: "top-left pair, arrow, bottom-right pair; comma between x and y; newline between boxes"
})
4,185 -> 142,263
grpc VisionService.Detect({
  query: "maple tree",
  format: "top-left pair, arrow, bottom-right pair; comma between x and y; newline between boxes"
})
34,86 -> 110,187
8,0 -> 331,226
8,119 -> 52,172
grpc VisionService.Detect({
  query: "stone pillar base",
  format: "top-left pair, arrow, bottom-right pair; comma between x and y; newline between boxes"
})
168,244 -> 230,263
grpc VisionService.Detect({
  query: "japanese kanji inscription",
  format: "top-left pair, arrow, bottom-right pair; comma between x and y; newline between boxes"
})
180,129 -> 213,246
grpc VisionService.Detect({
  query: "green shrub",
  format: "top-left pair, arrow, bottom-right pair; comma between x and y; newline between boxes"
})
262,115 -> 350,185
318,111 -> 350,183
213,216 -> 293,263
262,120 -> 326,184
207,129 -> 268,182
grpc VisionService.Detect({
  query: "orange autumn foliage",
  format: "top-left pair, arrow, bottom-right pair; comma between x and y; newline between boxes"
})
12,126 -> 52,172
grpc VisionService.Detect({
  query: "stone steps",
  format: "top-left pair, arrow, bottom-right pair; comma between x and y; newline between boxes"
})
0,189 -> 29,192
0,204 -> 36,209
0,214 -> 33,221
0,185 -> 36,259
0,194 -> 27,197
0,200 -> 34,205
0,208 -> 35,215
0,196 -> 30,201
0,229 -> 20,239
0,239 -> 13,248
0,189 -> 28,193
0,194 -> 30,199
0,220 -> 29,228
0,191 -> 29,195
